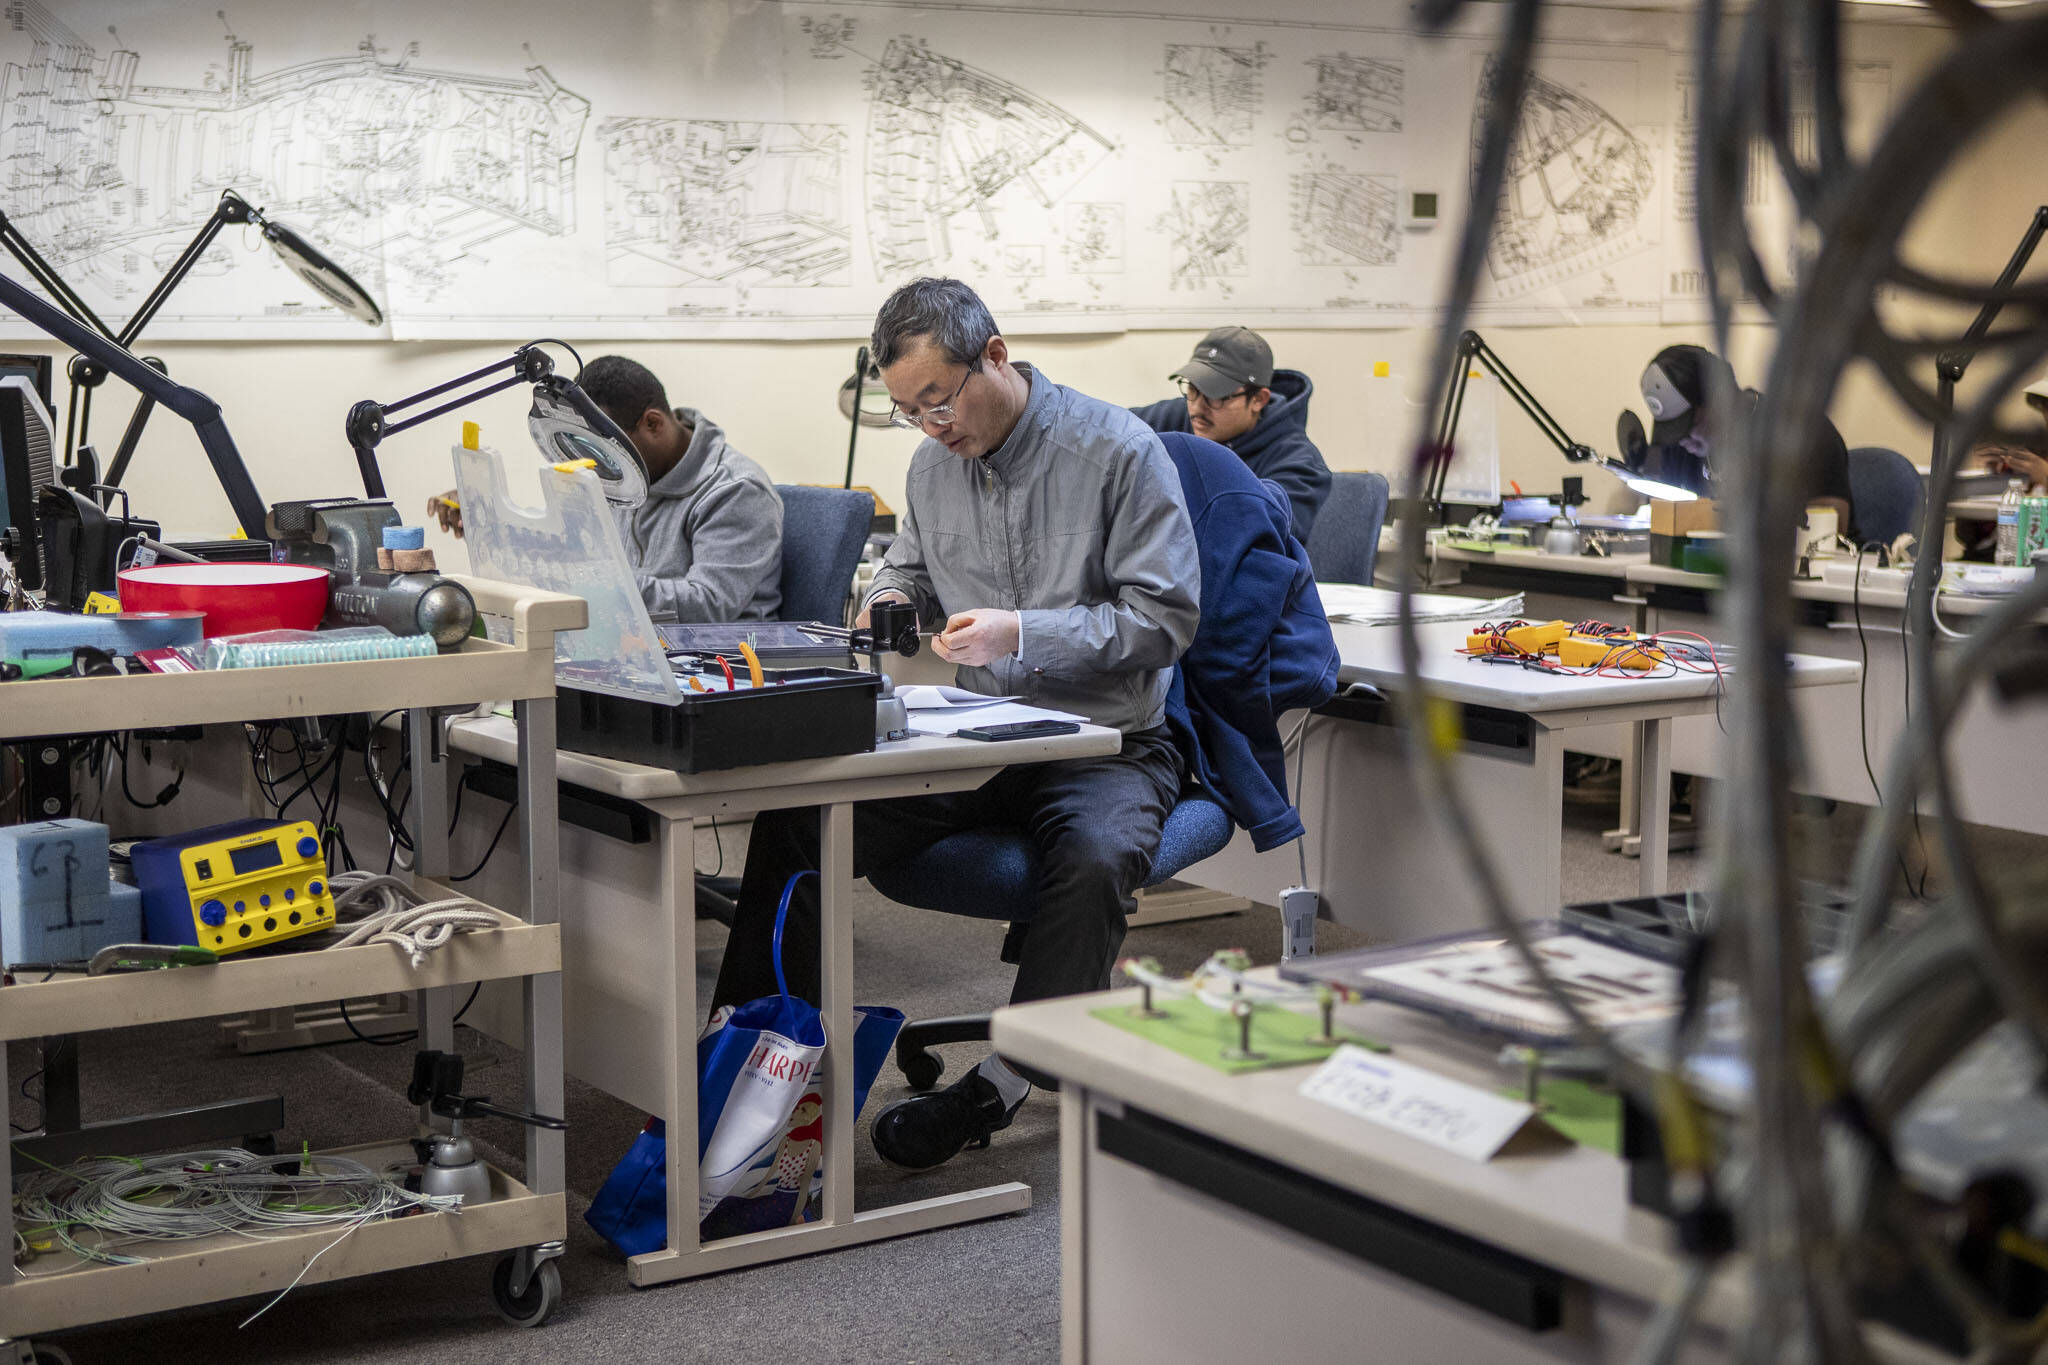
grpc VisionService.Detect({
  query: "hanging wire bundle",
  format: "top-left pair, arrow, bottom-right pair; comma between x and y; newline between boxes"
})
1387,0 -> 2048,1359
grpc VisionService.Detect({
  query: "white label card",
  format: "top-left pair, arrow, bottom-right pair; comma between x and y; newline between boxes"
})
1298,1045 -> 1547,1163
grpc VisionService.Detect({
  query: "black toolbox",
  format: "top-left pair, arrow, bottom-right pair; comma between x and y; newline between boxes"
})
557,667 -> 882,774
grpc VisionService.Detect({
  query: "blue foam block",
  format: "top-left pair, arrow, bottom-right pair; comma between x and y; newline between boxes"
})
0,611 -> 202,661
0,820 -> 114,965
382,524 -> 426,550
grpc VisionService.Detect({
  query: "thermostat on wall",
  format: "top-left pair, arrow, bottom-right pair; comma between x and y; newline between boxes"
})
1403,190 -> 1439,231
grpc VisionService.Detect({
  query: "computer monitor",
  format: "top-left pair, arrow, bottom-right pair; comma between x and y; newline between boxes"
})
0,354 -> 53,415
0,374 -> 56,591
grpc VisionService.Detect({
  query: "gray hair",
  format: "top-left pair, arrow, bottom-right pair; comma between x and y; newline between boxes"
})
870,277 -> 1000,371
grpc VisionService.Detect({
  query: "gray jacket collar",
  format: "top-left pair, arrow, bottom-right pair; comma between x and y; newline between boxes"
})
978,362 -> 1049,476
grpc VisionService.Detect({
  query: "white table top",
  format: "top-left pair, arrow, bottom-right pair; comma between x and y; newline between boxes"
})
993,987 -> 1951,1362
1332,619 -> 1859,714
446,712 -> 1123,801
1436,546 -> 2039,622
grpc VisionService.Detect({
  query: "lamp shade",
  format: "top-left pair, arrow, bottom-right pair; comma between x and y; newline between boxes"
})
528,374 -> 650,509
259,219 -> 383,327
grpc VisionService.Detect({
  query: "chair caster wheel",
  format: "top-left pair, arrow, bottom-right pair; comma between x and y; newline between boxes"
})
491,1254 -> 562,1327
899,1049 -> 944,1091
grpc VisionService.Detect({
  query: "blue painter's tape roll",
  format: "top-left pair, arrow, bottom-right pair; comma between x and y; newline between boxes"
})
382,524 -> 426,550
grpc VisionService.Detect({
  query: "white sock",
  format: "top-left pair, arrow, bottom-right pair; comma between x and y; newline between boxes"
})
976,1053 -> 1031,1110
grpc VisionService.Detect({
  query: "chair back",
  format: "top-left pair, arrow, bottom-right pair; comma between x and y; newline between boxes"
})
1846,447 -> 1923,547
774,484 -> 874,624
1305,470 -> 1391,584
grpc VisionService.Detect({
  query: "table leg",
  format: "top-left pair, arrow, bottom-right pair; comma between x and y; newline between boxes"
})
516,696 -> 564,1194
819,800 -> 856,1228
1636,717 -> 1674,895
662,816 -> 700,1259
1060,1087 -> 1089,1365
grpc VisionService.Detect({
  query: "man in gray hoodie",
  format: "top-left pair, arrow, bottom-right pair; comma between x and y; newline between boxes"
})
428,354 -> 783,622
710,278 -> 1200,1173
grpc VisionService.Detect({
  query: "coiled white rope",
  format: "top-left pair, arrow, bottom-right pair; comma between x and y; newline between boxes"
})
323,871 -> 523,967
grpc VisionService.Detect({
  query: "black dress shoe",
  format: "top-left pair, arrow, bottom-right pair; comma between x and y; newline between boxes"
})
871,1068 -> 1024,1171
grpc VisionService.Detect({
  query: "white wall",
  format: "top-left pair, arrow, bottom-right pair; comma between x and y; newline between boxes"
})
11,6 -> 2034,560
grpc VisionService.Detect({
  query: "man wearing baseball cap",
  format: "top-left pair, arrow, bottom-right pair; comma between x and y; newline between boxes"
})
1133,325 -> 1332,542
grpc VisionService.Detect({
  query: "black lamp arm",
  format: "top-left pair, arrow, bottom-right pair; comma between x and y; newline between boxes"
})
344,345 -> 561,500
1932,205 -> 2048,471
0,268 -> 267,538
0,213 -> 114,340
1429,330 -> 1597,507
109,190 -> 257,352
843,343 -> 869,490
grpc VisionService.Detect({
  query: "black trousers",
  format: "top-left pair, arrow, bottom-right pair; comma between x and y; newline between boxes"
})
710,727 -> 1184,1016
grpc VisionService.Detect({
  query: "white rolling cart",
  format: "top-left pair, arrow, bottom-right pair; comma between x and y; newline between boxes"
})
0,575 -> 585,1349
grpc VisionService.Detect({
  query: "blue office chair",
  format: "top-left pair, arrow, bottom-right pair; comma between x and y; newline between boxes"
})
774,484 -> 875,625
866,792 -> 1236,1090
1845,447 -> 1924,549
1304,470 -> 1391,584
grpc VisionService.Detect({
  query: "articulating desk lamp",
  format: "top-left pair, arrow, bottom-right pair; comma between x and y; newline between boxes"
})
0,189 -> 383,490
342,341 -> 649,507
0,264 -> 269,540
1931,206 -> 2048,473
1427,329 -> 1705,515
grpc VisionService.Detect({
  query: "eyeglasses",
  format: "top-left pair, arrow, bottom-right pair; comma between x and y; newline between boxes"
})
1176,377 -> 1253,407
889,365 -> 977,431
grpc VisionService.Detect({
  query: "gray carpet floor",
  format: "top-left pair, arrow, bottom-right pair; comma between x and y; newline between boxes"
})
21,787 -> 2009,1364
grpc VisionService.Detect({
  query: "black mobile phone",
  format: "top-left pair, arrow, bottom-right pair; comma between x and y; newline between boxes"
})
955,719 -> 1082,741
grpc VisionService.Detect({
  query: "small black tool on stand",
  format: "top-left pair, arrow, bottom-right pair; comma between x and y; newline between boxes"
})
406,1050 -> 567,1207
808,599 -> 921,740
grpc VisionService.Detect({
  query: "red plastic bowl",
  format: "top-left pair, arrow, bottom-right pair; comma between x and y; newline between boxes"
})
118,563 -> 331,638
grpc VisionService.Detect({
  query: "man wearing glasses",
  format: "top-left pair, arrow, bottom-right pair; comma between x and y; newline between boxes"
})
710,277 -> 1200,1173
1133,325 -> 1332,542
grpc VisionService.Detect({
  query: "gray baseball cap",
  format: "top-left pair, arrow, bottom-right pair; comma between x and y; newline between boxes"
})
1173,326 -> 1274,400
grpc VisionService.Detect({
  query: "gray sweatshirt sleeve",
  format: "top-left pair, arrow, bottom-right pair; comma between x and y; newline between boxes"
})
1015,439 -> 1200,677
865,474 -> 942,627
636,478 -> 783,624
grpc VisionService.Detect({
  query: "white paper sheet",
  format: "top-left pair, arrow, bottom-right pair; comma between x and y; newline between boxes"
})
898,685 -> 1020,710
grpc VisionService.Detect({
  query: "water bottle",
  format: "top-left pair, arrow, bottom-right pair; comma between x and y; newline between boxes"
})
1997,478 -> 2025,566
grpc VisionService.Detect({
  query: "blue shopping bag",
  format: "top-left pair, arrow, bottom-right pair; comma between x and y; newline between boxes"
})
584,872 -> 905,1255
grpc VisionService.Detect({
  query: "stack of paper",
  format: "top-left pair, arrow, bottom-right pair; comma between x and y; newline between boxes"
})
1317,584 -> 1525,626
898,686 -> 1086,729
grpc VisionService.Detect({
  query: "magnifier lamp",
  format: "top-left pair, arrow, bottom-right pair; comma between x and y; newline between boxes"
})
344,342 -> 650,507
1429,330 -> 1703,511
0,189 -> 383,487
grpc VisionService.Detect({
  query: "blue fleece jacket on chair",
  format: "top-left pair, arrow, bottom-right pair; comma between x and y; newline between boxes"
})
1157,431 -> 1340,853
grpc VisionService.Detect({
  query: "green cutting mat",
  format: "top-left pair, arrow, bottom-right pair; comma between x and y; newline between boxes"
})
1091,996 -> 1386,1074
1500,1077 -> 1622,1154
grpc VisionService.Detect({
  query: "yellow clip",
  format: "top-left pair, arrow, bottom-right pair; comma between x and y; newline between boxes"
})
462,421 -> 480,450
82,591 -> 122,615
552,457 -> 598,474
736,640 -> 765,689
1424,694 -> 1461,756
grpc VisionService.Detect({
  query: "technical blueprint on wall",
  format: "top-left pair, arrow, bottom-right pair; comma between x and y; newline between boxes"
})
1466,46 -> 1667,323
0,0 -> 1899,340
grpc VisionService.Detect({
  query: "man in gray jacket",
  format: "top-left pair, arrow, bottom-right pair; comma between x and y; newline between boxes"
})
428,354 -> 782,622
711,278 -> 1200,1172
